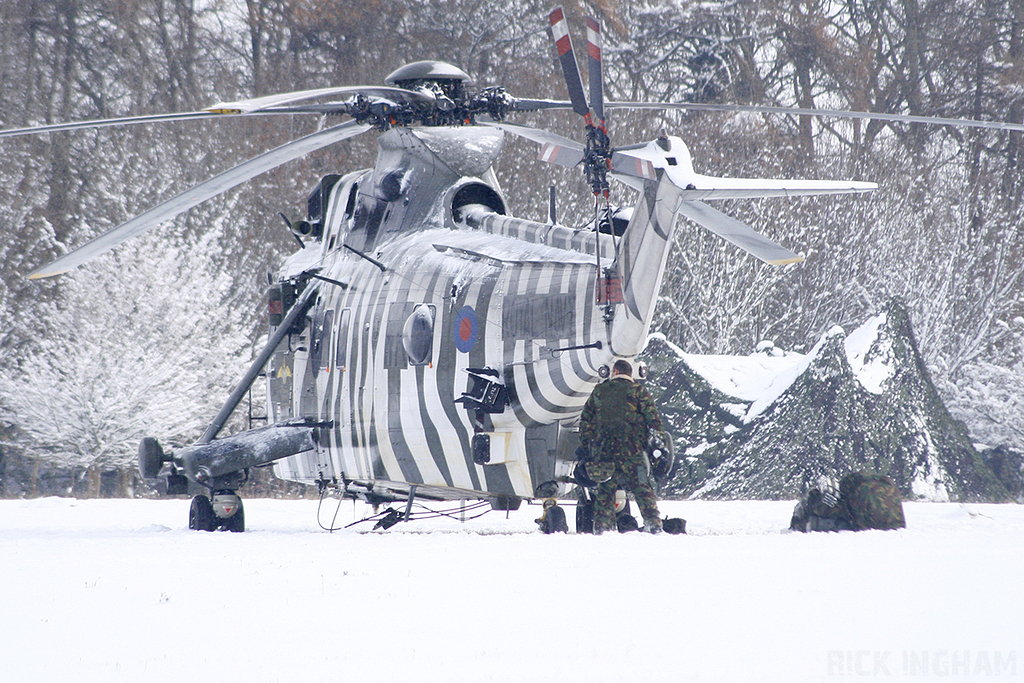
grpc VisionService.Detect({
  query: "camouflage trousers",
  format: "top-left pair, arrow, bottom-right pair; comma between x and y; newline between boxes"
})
592,444 -> 660,533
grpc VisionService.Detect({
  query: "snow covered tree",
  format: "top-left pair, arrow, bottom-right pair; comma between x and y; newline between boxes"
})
0,0 -> 1021,496
0,224 -> 253,496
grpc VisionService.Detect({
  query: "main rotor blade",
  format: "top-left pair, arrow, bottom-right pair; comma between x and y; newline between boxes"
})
548,7 -> 590,118
606,101 -> 1024,134
29,120 -> 371,279
506,98 -> 575,112
586,16 -> 605,124
479,121 -> 584,167
206,85 -> 434,114
677,201 -> 804,265
676,176 -> 878,199
0,111 -> 225,139
0,86 -> 429,139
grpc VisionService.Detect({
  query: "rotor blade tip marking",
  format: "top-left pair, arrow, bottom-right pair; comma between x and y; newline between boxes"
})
28,269 -> 67,280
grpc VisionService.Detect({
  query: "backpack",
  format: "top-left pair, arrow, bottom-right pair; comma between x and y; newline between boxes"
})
791,471 -> 905,532
839,472 -> 906,530
594,379 -> 635,435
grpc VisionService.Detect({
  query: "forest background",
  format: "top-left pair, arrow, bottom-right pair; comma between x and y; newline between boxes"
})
0,0 -> 1021,497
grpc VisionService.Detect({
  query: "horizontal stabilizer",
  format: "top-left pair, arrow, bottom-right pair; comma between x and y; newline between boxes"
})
677,201 -> 804,265
670,176 -> 877,200
611,143 -> 877,199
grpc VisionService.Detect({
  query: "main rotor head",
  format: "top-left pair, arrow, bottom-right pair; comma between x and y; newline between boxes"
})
385,60 -> 474,88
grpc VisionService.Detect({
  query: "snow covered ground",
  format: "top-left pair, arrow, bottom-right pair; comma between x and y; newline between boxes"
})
1,497 -> 1021,682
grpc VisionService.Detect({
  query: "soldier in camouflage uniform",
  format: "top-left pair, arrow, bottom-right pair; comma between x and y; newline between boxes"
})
579,359 -> 666,534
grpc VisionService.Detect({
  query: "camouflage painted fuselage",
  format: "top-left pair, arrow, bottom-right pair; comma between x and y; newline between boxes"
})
268,126 -> 683,503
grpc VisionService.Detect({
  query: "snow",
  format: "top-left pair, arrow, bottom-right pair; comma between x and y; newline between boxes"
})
845,312 -> 895,394
2,498 -> 1021,682
682,348 -> 804,404
679,314 -> 903,423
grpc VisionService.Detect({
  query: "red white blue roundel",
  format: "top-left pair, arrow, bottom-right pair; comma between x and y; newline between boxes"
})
453,305 -> 478,353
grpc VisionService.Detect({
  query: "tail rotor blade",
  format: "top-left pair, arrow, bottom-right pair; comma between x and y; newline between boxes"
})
586,16 -> 605,125
549,7 -> 590,118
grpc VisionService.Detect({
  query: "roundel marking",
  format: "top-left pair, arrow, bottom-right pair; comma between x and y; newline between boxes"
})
453,305 -> 478,353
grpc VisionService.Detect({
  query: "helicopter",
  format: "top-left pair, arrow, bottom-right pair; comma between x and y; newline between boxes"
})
5,8 -> 1019,533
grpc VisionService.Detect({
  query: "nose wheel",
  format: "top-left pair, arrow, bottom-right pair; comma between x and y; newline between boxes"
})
189,491 -> 245,532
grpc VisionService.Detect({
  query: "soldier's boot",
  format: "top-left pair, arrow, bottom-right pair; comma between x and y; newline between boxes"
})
643,516 -> 663,534
594,512 -> 619,535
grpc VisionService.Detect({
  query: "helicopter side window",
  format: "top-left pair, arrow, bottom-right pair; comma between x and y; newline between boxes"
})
318,309 -> 335,374
335,308 -> 351,370
310,306 -> 332,374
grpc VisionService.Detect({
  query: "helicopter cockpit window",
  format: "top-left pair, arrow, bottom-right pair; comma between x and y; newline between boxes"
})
344,182 -> 358,216
324,181 -> 358,254
346,191 -> 386,252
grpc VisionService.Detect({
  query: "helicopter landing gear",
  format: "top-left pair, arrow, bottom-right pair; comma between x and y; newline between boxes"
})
575,487 -> 638,534
189,494 -> 215,531
188,491 -> 245,532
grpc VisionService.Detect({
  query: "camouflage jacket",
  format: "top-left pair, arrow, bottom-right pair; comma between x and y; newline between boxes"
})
579,376 -> 663,460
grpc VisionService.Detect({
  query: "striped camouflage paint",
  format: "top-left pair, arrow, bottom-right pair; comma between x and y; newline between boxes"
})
271,126 -> 682,501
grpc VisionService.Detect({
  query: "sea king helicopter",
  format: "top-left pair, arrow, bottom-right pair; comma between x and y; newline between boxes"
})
5,8 -> 1020,532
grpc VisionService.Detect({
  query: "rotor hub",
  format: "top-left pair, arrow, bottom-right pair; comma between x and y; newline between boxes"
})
385,61 -> 473,100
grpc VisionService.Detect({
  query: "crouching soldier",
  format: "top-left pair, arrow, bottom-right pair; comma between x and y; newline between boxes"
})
579,359 -> 667,534
790,471 -> 906,532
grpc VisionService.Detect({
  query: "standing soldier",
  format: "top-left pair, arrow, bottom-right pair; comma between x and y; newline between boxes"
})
579,359 -> 666,534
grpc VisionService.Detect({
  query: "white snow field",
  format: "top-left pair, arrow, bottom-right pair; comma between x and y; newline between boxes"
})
1,497 -> 1021,683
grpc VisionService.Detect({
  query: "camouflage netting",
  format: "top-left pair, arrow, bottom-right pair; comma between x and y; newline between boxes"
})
643,299 -> 1012,502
